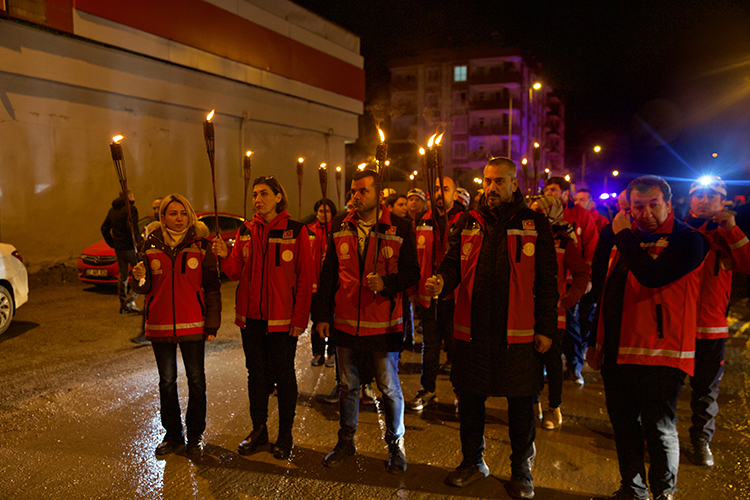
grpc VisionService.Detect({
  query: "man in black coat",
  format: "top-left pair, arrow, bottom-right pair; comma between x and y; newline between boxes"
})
427,157 -> 558,499
101,189 -> 139,313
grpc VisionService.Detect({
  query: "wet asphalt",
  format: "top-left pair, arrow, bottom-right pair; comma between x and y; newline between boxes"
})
0,279 -> 749,499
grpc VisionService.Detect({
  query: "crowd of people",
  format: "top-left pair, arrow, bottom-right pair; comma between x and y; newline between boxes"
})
98,156 -> 746,500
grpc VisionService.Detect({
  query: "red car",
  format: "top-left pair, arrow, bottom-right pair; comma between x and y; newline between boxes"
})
77,211 -> 245,284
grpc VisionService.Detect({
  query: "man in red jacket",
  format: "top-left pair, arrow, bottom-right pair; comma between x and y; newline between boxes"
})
685,175 -> 750,466
312,169 -> 420,474
544,177 -> 599,385
575,188 -> 610,231
588,176 -> 708,500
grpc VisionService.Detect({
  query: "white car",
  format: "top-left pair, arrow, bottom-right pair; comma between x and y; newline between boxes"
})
0,243 -> 29,334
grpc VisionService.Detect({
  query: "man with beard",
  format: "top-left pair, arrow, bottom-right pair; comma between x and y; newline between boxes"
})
427,157 -> 558,498
408,176 -> 465,410
313,169 -> 419,474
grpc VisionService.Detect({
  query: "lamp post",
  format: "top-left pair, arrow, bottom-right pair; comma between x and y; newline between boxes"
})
581,144 -> 602,185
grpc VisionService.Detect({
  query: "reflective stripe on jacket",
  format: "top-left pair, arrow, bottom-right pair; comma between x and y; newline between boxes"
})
414,208 -> 464,308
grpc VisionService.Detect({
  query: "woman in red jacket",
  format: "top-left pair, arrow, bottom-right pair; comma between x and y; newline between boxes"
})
131,194 -> 222,456
213,176 -> 313,460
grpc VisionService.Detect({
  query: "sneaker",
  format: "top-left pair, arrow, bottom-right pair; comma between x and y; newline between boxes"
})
130,334 -> 151,346
361,383 -> 377,405
653,494 -> 674,500
508,475 -> 534,499
324,384 -> 340,404
440,361 -> 452,374
310,354 -> 324,366
690,439 -> 714,466
323,439 -> 356,468
564,368 -> 584,386
542,407 -> 563,430
408,388 -> 438,411
592,488 -> 649,500
238,425 -> 268,455
387,437 -> 407,474
186,436 -> 205,455
325,354 -> 335,367
446,460 -> 490,487
155,438 -> 184,456
119,305 -> 140,314
534,402 -> 543,420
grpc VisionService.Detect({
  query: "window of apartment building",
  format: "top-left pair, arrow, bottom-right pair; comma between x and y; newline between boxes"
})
426,93 -> 439,108
428,67 -> 440,83
454,65 -> 467,82
453,142 -> 468,159
452,115 -> 468,134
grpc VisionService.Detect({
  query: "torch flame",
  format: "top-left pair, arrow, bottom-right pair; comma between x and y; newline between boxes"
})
206,110 -> 215,121
112,135 -> 123,143
298,157 -> 304,163
419,147 -> 426,155
246,151 -> 252,157
427,134 -> 437,148
436,133 -> 444,145
320,163 -> 327,169
378,128 -> 385,142
336,166 -> 341,172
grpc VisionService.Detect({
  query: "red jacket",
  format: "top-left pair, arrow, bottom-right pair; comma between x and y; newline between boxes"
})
564,202 -> 599,266
554,231 -> 590,329
689,217 -> 750,339
591,213 -> 706,376
307,219 -> 332,294
316,206 -> 419,336
413,206 -> 464,308
133,224 -> 222,342
222,211 -> 313,332
590,207 -> 610,232
453,209 -> 552,344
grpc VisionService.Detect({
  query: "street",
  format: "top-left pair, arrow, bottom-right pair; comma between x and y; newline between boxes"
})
0,278 -> 749,500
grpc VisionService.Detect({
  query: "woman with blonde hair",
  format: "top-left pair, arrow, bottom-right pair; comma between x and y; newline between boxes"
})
132,194 -> 222,456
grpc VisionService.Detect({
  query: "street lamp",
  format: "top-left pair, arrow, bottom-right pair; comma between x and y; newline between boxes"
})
473,177 -> 482,184
581,145 -> 602,185
604,170 -> 619,191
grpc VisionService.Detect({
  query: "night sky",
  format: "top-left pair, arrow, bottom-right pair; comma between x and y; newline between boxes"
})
295,0 -> 750,194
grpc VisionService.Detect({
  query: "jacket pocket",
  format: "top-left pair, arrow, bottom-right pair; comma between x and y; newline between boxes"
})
196,291 -> 206,317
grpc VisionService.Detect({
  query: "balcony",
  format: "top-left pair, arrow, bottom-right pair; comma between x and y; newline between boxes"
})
391,78 -> 418,91
470,98 -> 511,111
469,124 -> 520,137
468,71 -> 522,86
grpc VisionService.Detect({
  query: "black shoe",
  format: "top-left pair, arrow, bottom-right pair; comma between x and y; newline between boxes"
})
653,494 -> 674,500
508,475 -> 534,499
155,439 -> 184,456
591,488 -> 648,500
186,436 -> 205,455
324,384 -> 340,404
387,438 -> 407,474
323,439 -> 356,468
130,334 -> 151,346
310,354 -> 325,366
690,439 -> 714,466
120,306 -> 140,314
446,461 -> 490,487
273,434 -> 293,460
238,425 -> 268,455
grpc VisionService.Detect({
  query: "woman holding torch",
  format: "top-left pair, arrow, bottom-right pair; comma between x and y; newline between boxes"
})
308,198 -> 338,367
131,194 -> 222,456
212,176 -> 314,460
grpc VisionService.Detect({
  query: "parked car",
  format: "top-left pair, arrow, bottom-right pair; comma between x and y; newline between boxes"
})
77,211 -> 245,285
0,243 -> 29,334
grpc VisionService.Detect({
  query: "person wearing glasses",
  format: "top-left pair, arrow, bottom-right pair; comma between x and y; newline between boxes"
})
212,176 -> 314,461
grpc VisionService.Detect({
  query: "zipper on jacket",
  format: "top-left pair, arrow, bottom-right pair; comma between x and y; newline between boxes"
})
655,304 -> 664,339
171,253 -> 177,337
714,250 -> 721,276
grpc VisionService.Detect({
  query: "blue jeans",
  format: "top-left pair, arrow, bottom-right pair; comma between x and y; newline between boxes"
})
602,362 -> 683,498
336,347 -> 404,443
152,341 -> 207,442
564,299 -> 593,372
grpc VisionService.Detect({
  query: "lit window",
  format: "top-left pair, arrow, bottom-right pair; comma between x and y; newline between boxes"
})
454,65 -> 467,82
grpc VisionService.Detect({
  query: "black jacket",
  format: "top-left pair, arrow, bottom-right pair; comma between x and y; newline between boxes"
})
438,189 -> 558,397
101,196 -> 139,251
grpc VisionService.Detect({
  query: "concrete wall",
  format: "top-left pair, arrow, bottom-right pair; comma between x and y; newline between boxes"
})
0,2 -> 362,270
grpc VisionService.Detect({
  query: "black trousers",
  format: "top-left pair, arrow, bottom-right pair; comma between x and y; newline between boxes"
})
689,338 -> 726,443
418,299 -> 455,393
242,320 -> 298,439
458,392 -> 536,480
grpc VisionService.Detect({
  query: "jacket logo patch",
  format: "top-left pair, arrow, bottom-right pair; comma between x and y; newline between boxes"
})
721,258 -> 733,271
150,259 -> 161,271
188,258 -> 199,269
240,235 -> 252,241
242,246 -> 249,258
523,242 -> 535,257
462,242 -> 473,256
523,220 -> 535,230
386,226 -> 397,235
282,250 -> 294,262
283,230 -> 294,239
381,246 -> 394,259
417,235 -> 426,246
339,242 -> 350,260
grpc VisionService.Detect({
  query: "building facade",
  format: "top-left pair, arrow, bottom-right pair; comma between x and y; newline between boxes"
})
389,49 -> 564,192
0,0 -> 363,269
